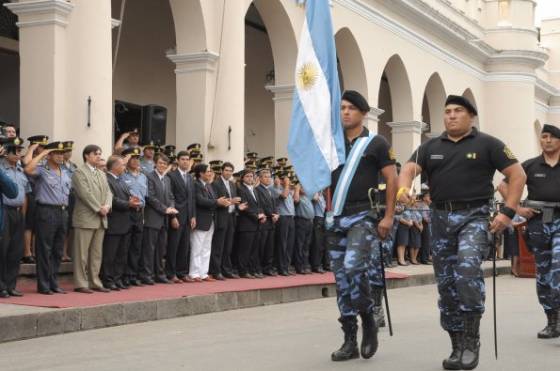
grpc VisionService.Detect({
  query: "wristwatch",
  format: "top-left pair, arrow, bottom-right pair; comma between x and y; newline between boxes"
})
499,206 -> 516,219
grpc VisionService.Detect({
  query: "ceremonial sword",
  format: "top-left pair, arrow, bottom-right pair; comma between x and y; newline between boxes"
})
368,188 -> 393,336
489,196 -> 500,360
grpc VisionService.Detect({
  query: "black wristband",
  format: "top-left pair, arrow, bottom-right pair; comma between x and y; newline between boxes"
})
499,206 -> 516,219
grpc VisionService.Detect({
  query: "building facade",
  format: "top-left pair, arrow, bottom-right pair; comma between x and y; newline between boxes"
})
0,0 -> 559,168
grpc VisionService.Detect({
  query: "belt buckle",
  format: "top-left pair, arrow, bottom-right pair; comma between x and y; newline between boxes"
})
61,205 -> 66,211
447,201 -> 453,213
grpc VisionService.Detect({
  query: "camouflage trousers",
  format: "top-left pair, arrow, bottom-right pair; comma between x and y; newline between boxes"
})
431,205 -> 490,332
326,211 -> 382,317
526,216 -> 560,311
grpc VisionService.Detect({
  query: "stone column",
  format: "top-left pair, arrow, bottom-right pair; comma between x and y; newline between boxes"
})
365,107 -> 385,134
265,84 -> 294,157
386,121 -> 425,165
5,0 -> 74,141
167,51 -> 219,153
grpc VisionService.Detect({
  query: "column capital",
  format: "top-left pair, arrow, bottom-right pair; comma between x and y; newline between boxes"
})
386,121 -> 426,135
424,132 -> 441,139
265,84 -> 294,102
166,51 -> 219,74
5,0 -> 74,28
366,107 -> 385,123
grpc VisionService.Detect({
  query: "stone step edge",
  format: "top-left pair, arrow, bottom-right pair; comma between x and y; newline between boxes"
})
0,265 -> 511,344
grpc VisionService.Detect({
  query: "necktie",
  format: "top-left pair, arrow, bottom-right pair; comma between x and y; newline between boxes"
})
206,183 -> 214,198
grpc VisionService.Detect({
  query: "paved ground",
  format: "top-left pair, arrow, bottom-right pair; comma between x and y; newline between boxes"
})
1,275 -> 557,371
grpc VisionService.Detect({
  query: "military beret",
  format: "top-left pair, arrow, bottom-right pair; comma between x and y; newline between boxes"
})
342,90 -> 370,113
28,135 -> 49,146
122,147 -> 142,157
44,141 -> 65,152
445,95 -> 477,116
542,124 -> 560,139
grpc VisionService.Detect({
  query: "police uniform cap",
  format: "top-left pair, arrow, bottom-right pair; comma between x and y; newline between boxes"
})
3,137 -> 25,154
187,143 -> 201,151
143,141 -> 158,150
164,145 -> 176,152
44,141 -> 65,152
342,90 -> 370,113
445,95 -> 478,116
276,157 -> 288,166
62,141 -> 74,152
542,124 -> 560,139
209,160 -> 223,167
27,135 -> 49,146
122,147 -> 142,157
246,152 -> 258,160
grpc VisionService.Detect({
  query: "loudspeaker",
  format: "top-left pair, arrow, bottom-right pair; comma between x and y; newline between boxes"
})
114,100 -> 142,140
141,104 -> 167,145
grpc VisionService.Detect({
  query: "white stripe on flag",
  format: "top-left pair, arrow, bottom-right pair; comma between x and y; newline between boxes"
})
295,19 -> 340,171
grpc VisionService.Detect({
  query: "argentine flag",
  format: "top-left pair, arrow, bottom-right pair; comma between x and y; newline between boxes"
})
287,0 -> 345,196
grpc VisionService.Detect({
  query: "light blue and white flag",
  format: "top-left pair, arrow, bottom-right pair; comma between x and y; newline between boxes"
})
287,0 -> 345,196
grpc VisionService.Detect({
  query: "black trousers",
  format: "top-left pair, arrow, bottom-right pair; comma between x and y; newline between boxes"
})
210,213 -> 235,276
0,207 -> 25,291
166,220 -> 190,278
35,205 -> 68,292
126,211 -> 143,281
140,226 -> 167,281
101,232 -> 130,286
420,221 -> 431,263
294,217 -> 313,271
258,226 -> 275,273
276,216 -> 295,273
310,216 -> 326,270
237,230 -> 259,275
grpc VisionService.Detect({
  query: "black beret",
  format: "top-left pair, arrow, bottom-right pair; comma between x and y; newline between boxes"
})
342,90 -> 370,113
542,124 -> 560,139
445,95 -> 477,116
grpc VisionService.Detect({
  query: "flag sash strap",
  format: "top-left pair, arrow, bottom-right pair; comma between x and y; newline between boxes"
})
330,133 -> 376,217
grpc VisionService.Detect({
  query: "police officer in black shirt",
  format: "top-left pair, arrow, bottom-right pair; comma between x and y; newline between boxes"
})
328,90 -> 397,362
398,95 -> 526,370
499,123 -> 560,340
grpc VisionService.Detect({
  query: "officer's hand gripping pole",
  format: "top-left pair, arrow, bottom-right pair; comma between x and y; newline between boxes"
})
368,188 -> 393,336
489,199 -> 500,360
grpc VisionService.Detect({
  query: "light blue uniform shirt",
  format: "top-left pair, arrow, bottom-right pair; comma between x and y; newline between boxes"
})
29,164 -> 71,206
1,161 -> 29,207
121,170 -> 147,208
272,186 -> 295,216
296,194 -> 315,220
313,193 -> 326,218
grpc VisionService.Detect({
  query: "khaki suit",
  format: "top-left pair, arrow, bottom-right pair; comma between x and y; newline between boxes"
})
71,164 -> 112,289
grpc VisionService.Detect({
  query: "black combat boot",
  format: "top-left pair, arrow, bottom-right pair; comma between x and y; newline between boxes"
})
331,316 -> 359,361
442,331 -> 463,370
372,286 -> 386,328
537,309 -> 560,339
461,314 -> 481,370
359,311 -> 379,359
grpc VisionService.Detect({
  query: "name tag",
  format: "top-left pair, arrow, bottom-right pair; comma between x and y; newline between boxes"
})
430,154 -> 444,160
534,173 -> 546,178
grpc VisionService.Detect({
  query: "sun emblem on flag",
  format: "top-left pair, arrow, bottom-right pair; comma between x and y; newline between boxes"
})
297,62 -> 319,91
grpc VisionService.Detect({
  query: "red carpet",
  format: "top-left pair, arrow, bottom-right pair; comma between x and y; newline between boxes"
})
0,272 -> 408,309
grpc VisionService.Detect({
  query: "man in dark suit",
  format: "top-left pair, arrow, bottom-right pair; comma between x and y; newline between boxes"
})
190,163 -> 230,281
102,155 -> 141,290
210,162 -> 241,279
166,151 -> 196,283
236,169 -> 266,278
255,168 -> 279,276
140,154 -> 178,284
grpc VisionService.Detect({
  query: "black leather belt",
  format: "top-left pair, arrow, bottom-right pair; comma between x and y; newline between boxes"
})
432,199 -> 490,212
37,203 -> 67,210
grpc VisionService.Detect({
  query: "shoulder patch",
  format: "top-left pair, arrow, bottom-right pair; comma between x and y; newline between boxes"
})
388,147 -> 396,161
503,146 -> 517,160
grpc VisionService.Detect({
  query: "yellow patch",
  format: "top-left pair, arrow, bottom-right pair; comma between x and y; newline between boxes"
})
466,152 -> 477,160
297,62 -> 319,91
388,147 -> 396,161
503,146 -> 517,160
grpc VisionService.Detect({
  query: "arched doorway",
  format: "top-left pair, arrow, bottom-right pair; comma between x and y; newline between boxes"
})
335,27 -> 367,96
377,54 -> 414,145
112,0 -> 177,145
0,2 -> 19,130
244,0 -> 297,158
422,73 -> 446,142
462,88 -> 479,128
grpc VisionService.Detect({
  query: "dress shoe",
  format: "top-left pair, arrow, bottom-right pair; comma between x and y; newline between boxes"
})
263,270 -> 275,276
214,274 -> 226,281
155,277 -> 170,284
74,288 -> 93,294
21,256 -> 35,264
313,268 -> 325,274
7,289 -> 23,297
105,284 -> 120,291
279,271 -> 289,276
0,290 -> 9,298
203,276 -> 216,282
289,271 -> 296,276
131,279 -> 144,286
230,273 -> 240,279
92,287 -> 111,293
141,279 -> 155,285
52,288 -> 67,294
180,276 -> 195,283
170,277 -> 181,284
253,273 -> 264,279
240,273 -> 255,279
116,282 -> 128,290
223,272 -> 235,279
